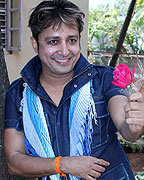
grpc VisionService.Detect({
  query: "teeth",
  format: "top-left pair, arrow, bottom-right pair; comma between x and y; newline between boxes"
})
55,59 -> 69,62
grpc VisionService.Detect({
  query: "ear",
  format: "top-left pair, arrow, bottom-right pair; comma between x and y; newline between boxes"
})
30,37 -> 38,53
79,33 -> 81,49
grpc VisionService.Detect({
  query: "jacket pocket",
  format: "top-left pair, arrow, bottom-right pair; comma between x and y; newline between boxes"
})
91,95 -> 110,149
99,163 -> 130,180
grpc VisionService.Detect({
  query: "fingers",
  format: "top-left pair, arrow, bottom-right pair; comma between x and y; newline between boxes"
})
125,108 -> 144,128
86,174 -> 98,180
88,170 -> 101,180
81,157 -> 110,180
129,124 -> 142,132
86,158 -> 110,180
97,158 -> 100,164
126,117 -> 144,127
125,92 -> 144,113
124,97 -> 144,127
125,108 -> 144,118
128,92 -> 144,103
93,160 -> 106,173
93,158 -> 110,174
125,101 -> 144,112
95,158 -> 110,166
124,93 -> 144,132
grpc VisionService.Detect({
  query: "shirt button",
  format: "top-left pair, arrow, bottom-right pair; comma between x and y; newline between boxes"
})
74,84 -> 78,88
88,73 -> 91,76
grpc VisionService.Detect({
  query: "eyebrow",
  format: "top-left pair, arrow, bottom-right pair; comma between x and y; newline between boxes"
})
44,35 -> 79,42
69,35 -> 79,39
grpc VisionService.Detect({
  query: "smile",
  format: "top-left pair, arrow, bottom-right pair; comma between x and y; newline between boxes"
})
55,58 -> 70,63
54,57 -> 73,64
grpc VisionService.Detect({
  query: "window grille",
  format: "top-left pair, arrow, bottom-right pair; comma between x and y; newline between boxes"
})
0,0 -> 22,52
0,0 -> 7,49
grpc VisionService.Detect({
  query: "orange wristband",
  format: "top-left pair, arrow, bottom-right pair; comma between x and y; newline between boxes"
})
55,156 -> 68,180
55,156 -> 62,174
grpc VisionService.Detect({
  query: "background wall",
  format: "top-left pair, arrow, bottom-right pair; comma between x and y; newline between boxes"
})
5,0 -> 89,82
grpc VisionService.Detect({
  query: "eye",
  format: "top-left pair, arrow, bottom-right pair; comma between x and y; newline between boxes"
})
68,38 -> 77,44
48,39 -> 58,45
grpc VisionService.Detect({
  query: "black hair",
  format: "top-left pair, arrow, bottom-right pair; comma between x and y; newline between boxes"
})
28,0 -> 85,43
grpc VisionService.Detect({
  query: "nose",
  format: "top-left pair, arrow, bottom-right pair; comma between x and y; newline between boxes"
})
58,41 -> 70,57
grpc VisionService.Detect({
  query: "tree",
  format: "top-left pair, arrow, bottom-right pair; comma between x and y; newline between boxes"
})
0,28 -> 33,180
109,0 -> 137,67
0,24 -> 10,180
88,0 -> 131,53
88,0 -> 144,63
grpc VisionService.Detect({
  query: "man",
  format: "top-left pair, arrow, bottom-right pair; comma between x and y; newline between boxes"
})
4,0 -> 144,180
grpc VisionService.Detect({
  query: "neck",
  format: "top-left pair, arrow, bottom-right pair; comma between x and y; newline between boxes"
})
40,70 -> 74,106
40,70 -> 74,87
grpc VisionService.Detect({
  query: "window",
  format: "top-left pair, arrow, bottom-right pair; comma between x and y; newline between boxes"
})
0,0 -> 22,52
0,0 -> 7,49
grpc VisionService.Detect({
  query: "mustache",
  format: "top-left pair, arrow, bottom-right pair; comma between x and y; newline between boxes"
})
51,53 -> 74,59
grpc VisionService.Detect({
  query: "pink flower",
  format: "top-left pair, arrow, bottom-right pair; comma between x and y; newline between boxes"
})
112,64 -> 135,89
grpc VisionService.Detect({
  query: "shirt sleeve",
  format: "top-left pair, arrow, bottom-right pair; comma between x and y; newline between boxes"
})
103,67 -> 127,102
5,80 -> 24,131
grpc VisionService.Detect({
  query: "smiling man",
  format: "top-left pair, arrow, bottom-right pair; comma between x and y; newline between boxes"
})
31,22 -> 81,106
4,0 -> 144,180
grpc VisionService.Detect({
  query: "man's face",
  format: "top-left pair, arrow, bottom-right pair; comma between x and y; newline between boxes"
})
31,22 -> 81,77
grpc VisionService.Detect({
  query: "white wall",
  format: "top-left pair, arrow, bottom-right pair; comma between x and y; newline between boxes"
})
5,0 -> 89,82
72,0 -> 89,58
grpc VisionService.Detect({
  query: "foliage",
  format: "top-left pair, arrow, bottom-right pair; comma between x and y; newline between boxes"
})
88,0 -> 144,54
135,168 -> 144,180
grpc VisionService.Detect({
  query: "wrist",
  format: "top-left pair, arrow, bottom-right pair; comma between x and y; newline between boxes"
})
60,156 -> 67,173
55,156 -> 68,179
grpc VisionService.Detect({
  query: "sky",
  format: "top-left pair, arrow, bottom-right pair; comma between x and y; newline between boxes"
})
89,0 -> 116,9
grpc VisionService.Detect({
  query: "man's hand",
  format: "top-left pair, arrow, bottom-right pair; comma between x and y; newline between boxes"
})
60,156 -> 110,180
124,92 -> 144,133
108,93 -> 144,141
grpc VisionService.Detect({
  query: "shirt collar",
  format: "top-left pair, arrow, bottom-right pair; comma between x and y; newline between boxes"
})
21,53 -> 91,89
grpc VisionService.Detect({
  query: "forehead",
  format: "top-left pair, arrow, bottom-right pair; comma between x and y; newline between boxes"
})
39,22 -> 79,39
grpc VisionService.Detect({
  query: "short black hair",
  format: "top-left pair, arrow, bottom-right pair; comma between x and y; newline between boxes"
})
28,0 -> 85,43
